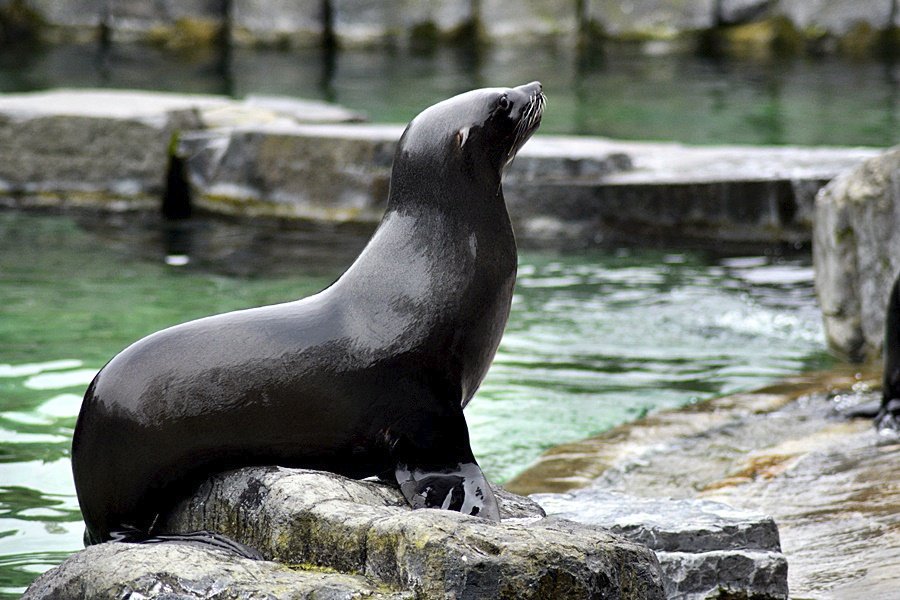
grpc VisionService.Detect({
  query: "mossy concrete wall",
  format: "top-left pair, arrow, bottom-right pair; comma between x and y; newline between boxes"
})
3,0 -> 898,55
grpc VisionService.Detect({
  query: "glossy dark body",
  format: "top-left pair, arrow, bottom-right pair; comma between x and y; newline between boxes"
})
876,271 -> 900,429
72,83 -> 544,543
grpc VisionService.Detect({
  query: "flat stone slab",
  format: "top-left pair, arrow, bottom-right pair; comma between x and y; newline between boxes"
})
0,89 -> 364,209
533,489 -> 787,599
0,88 -> 881,245
179,120 -> 878,244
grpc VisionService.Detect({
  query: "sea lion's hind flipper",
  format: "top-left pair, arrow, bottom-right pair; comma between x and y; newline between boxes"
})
109,526 -> 264,560
395,462 -> 500,521
875,398 -> 900,432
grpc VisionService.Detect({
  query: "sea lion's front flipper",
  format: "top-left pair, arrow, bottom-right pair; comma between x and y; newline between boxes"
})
390,401 -> 500,521
395,461 -> 500,521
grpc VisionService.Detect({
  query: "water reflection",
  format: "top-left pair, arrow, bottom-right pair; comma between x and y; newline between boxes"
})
0,42 -> 897,146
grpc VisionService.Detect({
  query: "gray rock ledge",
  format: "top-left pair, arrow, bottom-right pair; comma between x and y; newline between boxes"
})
813,145 -> 900,361
0,88 -> 880,246
27,467 -> 666,599
533,489 -> 788,600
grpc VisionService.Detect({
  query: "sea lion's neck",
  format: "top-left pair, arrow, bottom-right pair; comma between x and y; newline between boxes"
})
385,151 -> 504,217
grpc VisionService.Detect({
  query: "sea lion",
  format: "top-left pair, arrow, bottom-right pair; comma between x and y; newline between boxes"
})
72,82 -> 546,546
876,271 -> 900,431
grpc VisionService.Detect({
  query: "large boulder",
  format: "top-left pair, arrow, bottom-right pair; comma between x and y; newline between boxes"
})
813,146 -> 900,361
25,468 -> 668,598
159,467 -> 667,599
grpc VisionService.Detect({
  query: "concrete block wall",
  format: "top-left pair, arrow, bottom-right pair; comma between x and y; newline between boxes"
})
6,1 -> 898,52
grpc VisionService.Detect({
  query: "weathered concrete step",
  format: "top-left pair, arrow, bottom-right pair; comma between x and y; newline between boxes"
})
179,122 -> 878,244
0,89 -> 880,246
0,89 -> 363,209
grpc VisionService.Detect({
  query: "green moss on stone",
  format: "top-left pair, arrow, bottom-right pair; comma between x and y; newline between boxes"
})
838,22 -> 880,57
409,20 -> 439,47
146,18 -> 223,50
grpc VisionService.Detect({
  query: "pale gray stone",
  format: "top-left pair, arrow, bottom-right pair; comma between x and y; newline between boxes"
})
0,89 -> 368,210
23,0 -> 103,31
0,89 -> 225,204
813,146 -> 900,361
161,467 -> 666,599
331,0 -> 403,45
331,0 -> 472,46
229,0 -> 324,47
533,488 -> 788,600
717,0 -> 772,25
106,0 -> 227,43
588,0 -> 716,38
180,123 -> 399,221
778,0 -> 894,35
22,542 -> 412,599
480,0 -> 578,40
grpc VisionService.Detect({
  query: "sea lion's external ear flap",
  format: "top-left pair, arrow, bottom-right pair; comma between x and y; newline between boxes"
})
456,127 -> 470,148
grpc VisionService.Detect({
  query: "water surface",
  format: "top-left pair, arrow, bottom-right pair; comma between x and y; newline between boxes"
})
0,210 -> 832,595
0,43 -> 897,146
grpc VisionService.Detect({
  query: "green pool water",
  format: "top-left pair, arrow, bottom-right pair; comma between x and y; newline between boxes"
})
0,210 -> 832,595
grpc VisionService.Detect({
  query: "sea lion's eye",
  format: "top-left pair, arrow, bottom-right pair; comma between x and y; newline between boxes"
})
497,95 -> 511,111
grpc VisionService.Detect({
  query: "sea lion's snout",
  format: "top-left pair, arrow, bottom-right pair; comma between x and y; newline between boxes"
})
503,82 -> 545,168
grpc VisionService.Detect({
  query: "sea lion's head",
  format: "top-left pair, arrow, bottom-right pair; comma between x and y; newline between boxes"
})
392,82 -> 545,193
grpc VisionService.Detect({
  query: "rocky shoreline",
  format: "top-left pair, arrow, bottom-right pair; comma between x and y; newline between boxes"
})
509,364 -> 900,599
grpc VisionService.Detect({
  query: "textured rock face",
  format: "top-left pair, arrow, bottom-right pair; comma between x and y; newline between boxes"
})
0,89 -> 220,207
0,89 -> 363,210
813,147 -> 900,361
160,467 -> 666,599
23,542 -> 413,599
180,123 -> 398,221
533,489 -> 788,600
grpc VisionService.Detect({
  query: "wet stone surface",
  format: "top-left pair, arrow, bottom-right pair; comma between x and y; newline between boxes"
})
26,469 -> 666,599
512,368 -> 900,599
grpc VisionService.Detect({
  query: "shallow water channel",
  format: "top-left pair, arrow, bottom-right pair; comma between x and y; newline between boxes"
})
0,209 -> 834,595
